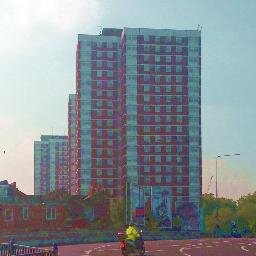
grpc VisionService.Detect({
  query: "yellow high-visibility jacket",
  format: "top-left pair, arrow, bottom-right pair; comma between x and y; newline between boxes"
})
125,225 -> 140,241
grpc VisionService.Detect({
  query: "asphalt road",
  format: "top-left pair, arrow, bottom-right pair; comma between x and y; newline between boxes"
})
58,238 -> 256,256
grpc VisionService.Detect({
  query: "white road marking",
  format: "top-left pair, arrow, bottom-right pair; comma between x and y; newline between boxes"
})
83,250 -> 92,255
197,243 -> 203,245
206,245 -> 213,247
156,249 -> 165,251
171,244 -> 179,246
179,247 -> 191,256
241,246 -> 249,252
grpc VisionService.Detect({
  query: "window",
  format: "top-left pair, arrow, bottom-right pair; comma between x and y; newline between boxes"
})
96,130 -> 102,136
108,130 -> 113,137
96,120 -> 102,127
144,145 -> 150,152
108,140 -> 113,146
166,106 -> 171,112
177,175 -> 182,183
96,140 -> 102,146
155,145 -> 161,153
107,101 -> 113,107
96,159 -> 102,166
144,105 -> 150,112
166,56 -> 171,62
107,179 -> 113,186
155,96 -> 161,103
96,148 -> 102,156
166,155 -> 172,162
96,100 -> 103,107
96,70 -> 102,78
97,169 -> 102,176
177,187 -> 183,194
155,86 -> 160,93
144,155 -> 150,163
155,165 -> 161,172
155,176 -> 161,183
166,66 -> 171,73
176,65 -> 182,73
155,126 -> 161,132
107,159 -> 113,165
144,95 -> 150,102
176,86 -> 182,93
97,179 -> 102,185
96,90 -> 102,97
155,116 -> 161,123
176,76 -> 183,83
107,169 -> 113,176
155,106 -> 161,112
96,51 -> 102,58
107,120 -> 113,126
177,126 -> 182,132
176,115 -> 182,122
144,166 -> 150,172
166,86 -> 172,93
166,176 -> 172,183
176,105 -> 182,113
107,71 -> 113,77
107,91 -> 113,97
46,207 -> 56,220
107,51 -> 113,58
107,110 -> 113,116
155,56 -> 161,62
176,46 -> 183,53
144,85 -> 150,92
144,126 -> 150,133
4,209 -> 13,222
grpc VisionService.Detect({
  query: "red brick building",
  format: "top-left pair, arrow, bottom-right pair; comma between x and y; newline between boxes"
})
0,181 -> 109,234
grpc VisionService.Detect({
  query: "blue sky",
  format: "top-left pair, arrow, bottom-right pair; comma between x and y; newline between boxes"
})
0,0 -> 255,199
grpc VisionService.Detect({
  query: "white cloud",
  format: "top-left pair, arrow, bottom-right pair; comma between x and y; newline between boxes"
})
0,116 -> 14,130
0,0 -> 102,53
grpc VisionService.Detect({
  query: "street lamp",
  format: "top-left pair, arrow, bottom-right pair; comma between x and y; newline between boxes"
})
215,153 -> 240,230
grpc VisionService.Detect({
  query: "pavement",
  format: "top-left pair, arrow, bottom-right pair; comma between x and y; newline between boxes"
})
57,237 -> 256,256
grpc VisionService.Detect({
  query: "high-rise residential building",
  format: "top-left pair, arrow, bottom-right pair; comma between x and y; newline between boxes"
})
75,28 -> 123,196
68,94 -> 76,195
34,135 -> 68,195
75,27 -> 201,229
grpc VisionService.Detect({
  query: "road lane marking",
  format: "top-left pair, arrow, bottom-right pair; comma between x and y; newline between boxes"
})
241,246 -> 249,252
179,247 -> 191,256
83,250 -> 92,255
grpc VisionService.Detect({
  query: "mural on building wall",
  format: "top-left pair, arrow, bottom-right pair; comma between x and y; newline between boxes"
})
151,186 -> 172,228
176,202 -> 199,231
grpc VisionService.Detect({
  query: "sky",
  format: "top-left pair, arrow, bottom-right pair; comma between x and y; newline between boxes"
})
0,0 -> 255,200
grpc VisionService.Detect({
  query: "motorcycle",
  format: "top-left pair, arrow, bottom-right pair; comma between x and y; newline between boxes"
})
116,230 -> 145,256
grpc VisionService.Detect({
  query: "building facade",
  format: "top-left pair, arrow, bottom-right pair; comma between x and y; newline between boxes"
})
34,135 -> 68,195
68,94 -> 77,195
75,27 -> 201,229
75,28 -> 124,196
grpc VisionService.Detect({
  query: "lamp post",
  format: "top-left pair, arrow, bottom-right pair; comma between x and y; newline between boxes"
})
215,153 -> 240,230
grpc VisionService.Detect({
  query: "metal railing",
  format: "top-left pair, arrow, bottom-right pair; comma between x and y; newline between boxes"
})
0,239 -> 58,256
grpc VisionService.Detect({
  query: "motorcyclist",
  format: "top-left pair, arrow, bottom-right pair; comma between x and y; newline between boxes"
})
125,221 -> 141,248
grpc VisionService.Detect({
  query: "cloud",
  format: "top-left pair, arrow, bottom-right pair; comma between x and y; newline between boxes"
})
0,0 -> 102,53
0,116 -> 14,130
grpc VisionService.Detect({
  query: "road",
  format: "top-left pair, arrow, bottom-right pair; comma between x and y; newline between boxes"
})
58,238 -> 256,256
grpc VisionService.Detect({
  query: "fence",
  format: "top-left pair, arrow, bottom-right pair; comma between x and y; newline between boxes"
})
0,239 -> 58,256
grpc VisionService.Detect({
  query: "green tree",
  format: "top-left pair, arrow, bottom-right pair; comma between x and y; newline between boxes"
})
109,196 -> 126,229
201,193 -> 237,234
237,192 -> 256,234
